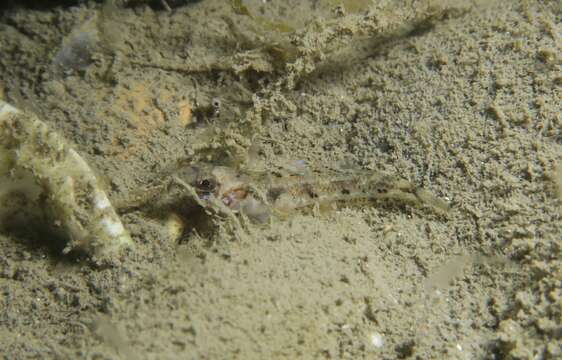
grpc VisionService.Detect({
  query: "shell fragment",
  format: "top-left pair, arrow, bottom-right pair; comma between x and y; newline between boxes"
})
0,100 -> 133,262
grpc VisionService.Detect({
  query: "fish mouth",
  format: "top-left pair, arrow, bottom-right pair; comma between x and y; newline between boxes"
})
220,188 -> 249,210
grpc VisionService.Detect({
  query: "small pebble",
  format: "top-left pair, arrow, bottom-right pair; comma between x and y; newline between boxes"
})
370,332 -> 384,348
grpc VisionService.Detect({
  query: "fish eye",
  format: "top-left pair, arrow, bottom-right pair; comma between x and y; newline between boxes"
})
197,179 -> 215,191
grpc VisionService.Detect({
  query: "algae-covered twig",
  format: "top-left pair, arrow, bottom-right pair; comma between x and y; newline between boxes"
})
128,1 -> 471,87
0,101 -> 133,263
281,1 -> 473,89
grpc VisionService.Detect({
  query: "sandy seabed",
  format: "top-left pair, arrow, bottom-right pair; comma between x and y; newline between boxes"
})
0,0 -> 560,359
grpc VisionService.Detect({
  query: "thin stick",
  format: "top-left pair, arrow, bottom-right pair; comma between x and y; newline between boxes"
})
160,0 -> 172,12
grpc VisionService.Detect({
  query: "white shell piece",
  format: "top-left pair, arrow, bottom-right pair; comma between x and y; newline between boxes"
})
0,100 -> 133,262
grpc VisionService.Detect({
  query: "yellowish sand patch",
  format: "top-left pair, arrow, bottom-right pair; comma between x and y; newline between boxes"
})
177,99 -> 193,127
103,81 -> 192,160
